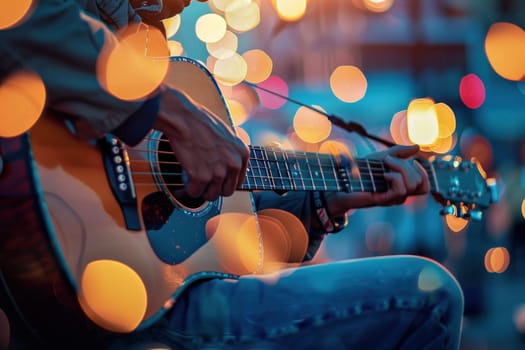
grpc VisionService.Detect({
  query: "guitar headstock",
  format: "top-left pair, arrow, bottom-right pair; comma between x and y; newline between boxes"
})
428,155 -> 498,221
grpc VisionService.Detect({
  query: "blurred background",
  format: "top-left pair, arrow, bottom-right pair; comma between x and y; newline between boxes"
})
2,0 -> 525,349
166,0 -> 525,349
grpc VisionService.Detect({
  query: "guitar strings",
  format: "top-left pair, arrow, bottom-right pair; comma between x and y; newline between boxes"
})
124,136 -> 434,191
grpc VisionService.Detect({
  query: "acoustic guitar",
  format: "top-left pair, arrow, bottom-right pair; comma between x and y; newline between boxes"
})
0,57 -> 497,348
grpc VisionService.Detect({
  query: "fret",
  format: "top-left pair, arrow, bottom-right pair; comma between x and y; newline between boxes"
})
288,150 -> 307,190
261,148 -> 275,189
314,153 -> 328,191
356,160 -> 365,192
267,149 -> 294,191
281,150 -> 298,191
318,153 -> 342,191
293,151 -> 316,191
366,160 -> 376,192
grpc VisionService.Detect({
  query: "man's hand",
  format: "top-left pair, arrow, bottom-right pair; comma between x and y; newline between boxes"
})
153,88 -> 249,201
325,145 -> 431,217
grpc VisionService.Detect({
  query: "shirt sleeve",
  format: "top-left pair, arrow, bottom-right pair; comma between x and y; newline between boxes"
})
253,191 -> 348,261
0,0 -> 152,140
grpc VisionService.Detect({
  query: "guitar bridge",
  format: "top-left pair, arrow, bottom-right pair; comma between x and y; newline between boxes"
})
98,135 -> 141,231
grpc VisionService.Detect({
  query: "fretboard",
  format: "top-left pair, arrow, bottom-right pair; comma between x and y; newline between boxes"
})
238,145 -> 437,194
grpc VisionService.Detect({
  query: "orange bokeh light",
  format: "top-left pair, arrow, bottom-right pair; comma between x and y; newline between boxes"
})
97,24 -> 169,101
293,106 -> 332,144
485,22 -> 525,81
0,70 -> 46,137
0,0 -> 34,29
330,65 -> 368,103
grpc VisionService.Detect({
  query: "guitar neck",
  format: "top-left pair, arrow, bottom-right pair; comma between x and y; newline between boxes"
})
239,145 -> 437,194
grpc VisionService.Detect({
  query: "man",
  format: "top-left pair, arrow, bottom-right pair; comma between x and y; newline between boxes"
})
0,1 -> 464,349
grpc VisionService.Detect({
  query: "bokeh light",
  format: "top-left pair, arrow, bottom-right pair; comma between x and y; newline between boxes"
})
258,208 -> 309,264
195,13 -> 227,43
273,0 -> 308,21
459,73 -> 486,109
293,105 -> 332,144
445,215 -> 469,233
484,247 -> 510,273
225,1 -> 260,32
256,75 -> 289,110
513,304 -> 525,334
243,49 -> 273,84
434,102 -> 456,138
330,65 -> 368,103
207,30 -> 238,59
390,110 -> 413,146
205,212 -> 260,275
365,222 -> 394,254
418,266 -> 444,292
163,15 -> 181,38
363,0 -> 395,13
459,131 -> 493,173
226,98 -> 248,125
0,70 -> 46,137
79,260 -> 147,333
213,53 -> 248,86
167,40 -> 184,56
97,24 -> 169,101
485,22 -> 525,81
406,98 -> 439,145
0,0 -> 34,29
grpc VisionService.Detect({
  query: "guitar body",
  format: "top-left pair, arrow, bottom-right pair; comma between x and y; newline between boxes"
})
0,57 -> 261,347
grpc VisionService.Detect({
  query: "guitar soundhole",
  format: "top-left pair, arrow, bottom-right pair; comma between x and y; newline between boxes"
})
157,134 -> 206,209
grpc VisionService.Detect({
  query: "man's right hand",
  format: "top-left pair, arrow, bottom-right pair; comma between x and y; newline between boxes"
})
153,88 -> 249,201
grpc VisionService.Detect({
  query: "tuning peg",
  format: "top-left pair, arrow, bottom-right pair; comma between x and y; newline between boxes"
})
486,178 -> 499,203
469,210 -> 483,221
440,204 -> 457,216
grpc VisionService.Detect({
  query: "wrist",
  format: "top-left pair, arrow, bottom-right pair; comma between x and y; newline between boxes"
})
312,191 -> 348,234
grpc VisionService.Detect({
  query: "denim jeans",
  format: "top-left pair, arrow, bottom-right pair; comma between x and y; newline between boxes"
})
113,255 -> 463,350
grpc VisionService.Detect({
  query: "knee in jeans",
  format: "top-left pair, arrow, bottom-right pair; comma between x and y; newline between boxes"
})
415,257 -> 464,314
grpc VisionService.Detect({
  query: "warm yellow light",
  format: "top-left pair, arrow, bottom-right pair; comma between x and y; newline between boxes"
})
293,106 -> 332,144
98,24 -> 169,101
389,110 -> 413,146
207,30 -> 238,59
363,0 -> 394,13
226,98 -> 248,125
407,98 -> 439,145
79,260 -> 147,333
428,134 -> 455,154
225,1 -> 260,32
210,0 -> 237,12
195,13 -> 227,43
213,53 -> 248,86
167,40 -> 184,56
485,22 -> 525,81
0,0 -> 33,29
330,65 -> 367,103
434,102 -> 456,138
206,213 -> 260,275
418,266 -> 444,292
0,70 -> 46,137
274,0 -> 308,21
522,199 -> 525,219
242,49 -> 273,84
163,15 -> 181,38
